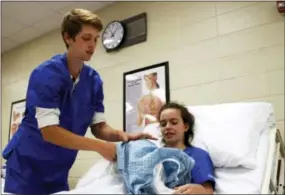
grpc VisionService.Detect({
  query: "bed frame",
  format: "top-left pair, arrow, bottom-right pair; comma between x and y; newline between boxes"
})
262,128 -> 285,194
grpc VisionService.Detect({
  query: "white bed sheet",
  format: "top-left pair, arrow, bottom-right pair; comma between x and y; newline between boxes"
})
55,159 -> 174,194
214,123 -> 271,194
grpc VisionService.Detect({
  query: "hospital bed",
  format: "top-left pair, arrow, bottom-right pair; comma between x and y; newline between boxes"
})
68,102 -> 284,195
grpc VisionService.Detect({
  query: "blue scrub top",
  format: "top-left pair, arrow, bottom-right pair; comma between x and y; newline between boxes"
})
2,53 -> 104,194
184,146 -> 216,188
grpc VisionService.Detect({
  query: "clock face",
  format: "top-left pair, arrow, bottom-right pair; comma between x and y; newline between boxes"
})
102,21 -> 125,50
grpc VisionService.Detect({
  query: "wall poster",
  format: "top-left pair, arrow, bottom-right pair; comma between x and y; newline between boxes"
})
123,61 -> 170,133
9,99 -> 26,141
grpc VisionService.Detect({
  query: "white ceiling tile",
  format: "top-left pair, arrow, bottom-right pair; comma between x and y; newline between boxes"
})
2,18 -> 28,37
1,1 -> 114,53
9,26 -> 44,44
37,1 -> 76,11
1,2 -> 16,18
57,2 -> 114,15
2,2 -> 54,25
1,37 -> 20,53
32,12 -> 63,33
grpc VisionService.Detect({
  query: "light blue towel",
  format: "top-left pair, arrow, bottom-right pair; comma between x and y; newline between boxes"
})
116,140 -> 195,194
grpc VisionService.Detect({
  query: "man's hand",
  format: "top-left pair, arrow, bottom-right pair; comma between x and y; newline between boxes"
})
127,132 -> 158,141
98,142 -> 117,162
174,184 -> 206,194
116,131 -> 129,142
117,131 -> 158,142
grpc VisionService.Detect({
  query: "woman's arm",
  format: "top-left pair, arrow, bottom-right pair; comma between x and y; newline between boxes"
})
174,182 -> 214,194
175,148 -> 215,194
202,182 -> 214,194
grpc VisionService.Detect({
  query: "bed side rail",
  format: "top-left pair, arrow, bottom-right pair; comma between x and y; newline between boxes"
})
270,129 -> 285,194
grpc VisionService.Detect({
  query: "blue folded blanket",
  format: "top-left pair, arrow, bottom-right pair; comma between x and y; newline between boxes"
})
116,140 -> 195,194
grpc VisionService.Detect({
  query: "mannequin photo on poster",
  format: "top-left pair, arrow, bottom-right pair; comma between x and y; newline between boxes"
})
8,99 -> 26,141
123,62 -> 170,134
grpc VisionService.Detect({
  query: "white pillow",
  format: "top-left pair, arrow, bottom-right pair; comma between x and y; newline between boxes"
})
189,102 -> 274,169
143,123 -> 163,147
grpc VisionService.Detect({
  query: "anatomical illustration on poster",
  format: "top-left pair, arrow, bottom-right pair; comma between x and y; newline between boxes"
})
9,99 -> 26,141
123,62 -> 170,133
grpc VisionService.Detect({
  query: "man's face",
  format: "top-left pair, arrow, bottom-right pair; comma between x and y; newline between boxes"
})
65,25 -> 100,61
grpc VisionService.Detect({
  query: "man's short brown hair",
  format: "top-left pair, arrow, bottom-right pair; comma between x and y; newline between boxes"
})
61,8 -> 103,48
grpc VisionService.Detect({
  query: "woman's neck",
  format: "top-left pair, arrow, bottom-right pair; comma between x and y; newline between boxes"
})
67,51 -> 83,79
166,142 -> 186,150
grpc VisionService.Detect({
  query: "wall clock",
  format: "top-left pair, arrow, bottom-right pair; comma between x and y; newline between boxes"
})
102,21 -> 126,51
120,12 -> 147,49
102,13 -> 147,53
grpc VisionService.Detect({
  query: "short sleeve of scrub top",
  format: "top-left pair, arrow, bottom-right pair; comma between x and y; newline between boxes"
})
27,66 -> 64,128
184,147 -> 216,189
90,74 -> 106,125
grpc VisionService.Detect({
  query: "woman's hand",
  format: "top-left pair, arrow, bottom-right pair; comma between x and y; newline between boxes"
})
98,142 -> 117,162
174,184 -> 206,194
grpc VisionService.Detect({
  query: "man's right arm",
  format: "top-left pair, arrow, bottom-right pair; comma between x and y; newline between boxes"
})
41,125 -> 107,152
36,108 -> 116,161
40,124 -> 116,161
28,66 -> 116,161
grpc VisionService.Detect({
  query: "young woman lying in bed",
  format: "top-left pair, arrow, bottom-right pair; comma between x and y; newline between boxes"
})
158,102 -> 215,195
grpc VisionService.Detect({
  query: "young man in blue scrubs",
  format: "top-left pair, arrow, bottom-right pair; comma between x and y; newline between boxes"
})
2,8 -> 155,195
158,102 -> 215,194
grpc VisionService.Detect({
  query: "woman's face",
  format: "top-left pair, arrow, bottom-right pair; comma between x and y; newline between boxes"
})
159,108 -> 188,146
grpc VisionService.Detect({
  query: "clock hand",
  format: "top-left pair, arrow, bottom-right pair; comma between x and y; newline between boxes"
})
109,27 -> 118,37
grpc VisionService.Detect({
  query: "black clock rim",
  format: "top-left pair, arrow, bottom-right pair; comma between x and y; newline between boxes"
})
101,20 -> 126,51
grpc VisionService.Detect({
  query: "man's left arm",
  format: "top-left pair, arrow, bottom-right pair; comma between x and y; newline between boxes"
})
90,121 -> 157,142
90,74 -> 157,142
89,74 -> 126,142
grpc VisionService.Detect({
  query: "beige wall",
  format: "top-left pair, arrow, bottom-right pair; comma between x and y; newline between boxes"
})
2,2 -> 284,189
